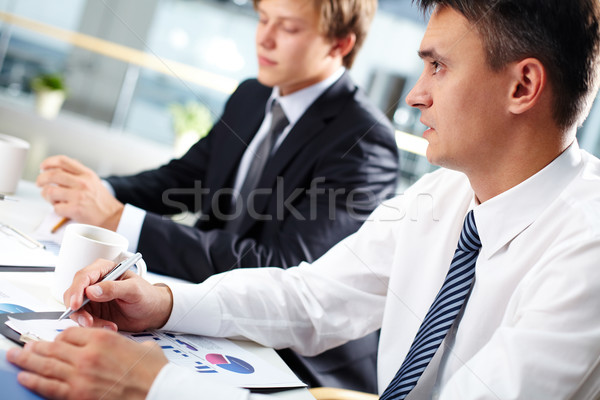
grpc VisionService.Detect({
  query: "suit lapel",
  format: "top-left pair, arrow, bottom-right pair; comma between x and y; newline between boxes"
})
209,87 -> 270,193
240,72 -> 357,230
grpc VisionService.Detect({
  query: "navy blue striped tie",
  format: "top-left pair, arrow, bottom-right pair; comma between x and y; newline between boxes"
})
380,210 -> 481,399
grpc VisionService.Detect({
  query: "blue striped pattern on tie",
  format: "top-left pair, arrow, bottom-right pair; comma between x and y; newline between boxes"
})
380,210 -> 481,400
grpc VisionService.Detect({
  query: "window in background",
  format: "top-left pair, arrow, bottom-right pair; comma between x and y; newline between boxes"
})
0,0 -> 84,98
122,0 -> 257,145
12,1 -> 600,188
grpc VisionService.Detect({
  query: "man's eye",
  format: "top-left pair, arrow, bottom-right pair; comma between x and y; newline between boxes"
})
431,61 -> 442,74
282,25 -> 300,33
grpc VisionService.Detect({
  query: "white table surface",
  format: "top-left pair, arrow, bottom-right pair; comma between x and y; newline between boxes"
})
0,180 -> 314,400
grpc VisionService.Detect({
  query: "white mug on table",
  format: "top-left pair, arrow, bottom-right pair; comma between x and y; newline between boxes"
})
52,223 -> 146,303
0,133 -> 29,194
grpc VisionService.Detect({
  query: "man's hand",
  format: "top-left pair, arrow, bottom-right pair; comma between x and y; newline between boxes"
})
37,155 -> 124,231
64,259 -> 174,332
6,327 -> 168,400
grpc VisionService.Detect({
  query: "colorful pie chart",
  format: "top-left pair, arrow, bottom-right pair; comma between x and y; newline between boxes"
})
205,353 -> 255,374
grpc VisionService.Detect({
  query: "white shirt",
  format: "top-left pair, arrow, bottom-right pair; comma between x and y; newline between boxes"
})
114,67 -> 346,252
148,141 -> 600,399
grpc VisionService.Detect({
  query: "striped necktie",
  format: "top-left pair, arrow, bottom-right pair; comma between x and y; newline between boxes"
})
380,210 -> 481,399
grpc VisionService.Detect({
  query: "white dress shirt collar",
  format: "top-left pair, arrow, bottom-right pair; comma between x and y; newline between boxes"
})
269,67 -> 346,127
474,140 -> 583,259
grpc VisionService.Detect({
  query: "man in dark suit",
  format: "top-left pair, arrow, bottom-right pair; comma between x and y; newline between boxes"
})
36,0 -> 398,392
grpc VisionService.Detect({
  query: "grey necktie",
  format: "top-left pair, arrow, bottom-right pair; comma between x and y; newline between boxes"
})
226,100 -> 288,232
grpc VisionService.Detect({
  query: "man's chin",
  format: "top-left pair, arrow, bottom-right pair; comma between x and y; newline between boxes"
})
256,73 -> 277,89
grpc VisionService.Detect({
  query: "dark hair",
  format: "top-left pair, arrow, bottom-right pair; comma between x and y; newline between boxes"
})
414,0 -> 600,129
253,0 -> 377,68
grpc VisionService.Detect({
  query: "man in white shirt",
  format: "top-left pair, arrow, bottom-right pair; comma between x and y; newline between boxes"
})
8,0 -> 600,399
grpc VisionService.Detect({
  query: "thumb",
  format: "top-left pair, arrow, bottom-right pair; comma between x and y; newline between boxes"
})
85,277 -> 143,304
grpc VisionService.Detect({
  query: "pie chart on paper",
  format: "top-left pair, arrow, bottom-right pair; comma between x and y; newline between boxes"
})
205,353 -> 255,374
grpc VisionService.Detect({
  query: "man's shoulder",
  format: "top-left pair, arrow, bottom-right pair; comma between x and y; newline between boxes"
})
561,150 -> 600,204
221,79 -> 271,114
384,168 -> 470,207
230,78 -> 272,101
317,74 -> 395,136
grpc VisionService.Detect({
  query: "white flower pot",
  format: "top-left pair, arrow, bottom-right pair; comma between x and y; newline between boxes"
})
35,90 -> 66,119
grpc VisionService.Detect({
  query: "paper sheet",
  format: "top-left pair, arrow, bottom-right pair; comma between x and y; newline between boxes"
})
5,317 -> 78,342
3,316 -> 305,389
32,211 -> 72,246
0,224 -> 57,268
0,281 -> 53,313
125,331 -> 306,389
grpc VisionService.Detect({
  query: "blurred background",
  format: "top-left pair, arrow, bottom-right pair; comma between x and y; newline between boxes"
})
0,0 -> 599,192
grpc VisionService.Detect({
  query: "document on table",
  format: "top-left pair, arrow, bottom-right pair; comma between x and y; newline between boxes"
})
5,317 -> 77,342
0,223 -> 57,270
32,211 -> 71,246
0,281 -> 54,313
5,319 -> 306,390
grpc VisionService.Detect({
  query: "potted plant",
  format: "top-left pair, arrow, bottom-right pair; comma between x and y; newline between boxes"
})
169,101 -> 213,156
30,73 -> 67,119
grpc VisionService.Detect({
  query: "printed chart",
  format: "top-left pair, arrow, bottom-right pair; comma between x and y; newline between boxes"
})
206,353 -> 255,374
126,331 -> 304,389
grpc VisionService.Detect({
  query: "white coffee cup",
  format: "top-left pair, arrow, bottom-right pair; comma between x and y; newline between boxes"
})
53,223 -> 147,303
0,133 -> 29,194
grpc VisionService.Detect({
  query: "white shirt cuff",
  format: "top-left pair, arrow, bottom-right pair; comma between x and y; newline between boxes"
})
116,203 -> 146,253
102,179 -> 146,253
161,279 -> 223,336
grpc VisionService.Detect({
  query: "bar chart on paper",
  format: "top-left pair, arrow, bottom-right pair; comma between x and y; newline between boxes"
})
126,331 -> 305,389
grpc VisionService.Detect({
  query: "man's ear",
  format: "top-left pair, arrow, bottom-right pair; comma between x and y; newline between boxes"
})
329,33 -> 356,58
507,58 -> 547,115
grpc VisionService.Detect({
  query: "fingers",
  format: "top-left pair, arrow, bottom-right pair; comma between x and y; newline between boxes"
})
55,326 -> 119,347
7,345 -> 72,399
70,309 -> 119,330
18,371 -> 71,400
66,307 -> 118,330
7,344 -> 72,382
37,168 -> 82,190
18,337 -> 78,365
64,259 -> 117,310
39,155 -> 89,176
39,185 -> 73,206
85,270 -> 144,304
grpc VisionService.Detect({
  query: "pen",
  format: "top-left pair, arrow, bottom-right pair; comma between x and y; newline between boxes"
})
51,217 -> 70,233
0,194 -> 18,201
58,252 -> 143,321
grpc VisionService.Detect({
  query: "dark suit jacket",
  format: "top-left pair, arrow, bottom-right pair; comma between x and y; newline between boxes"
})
107,73 -> 399,392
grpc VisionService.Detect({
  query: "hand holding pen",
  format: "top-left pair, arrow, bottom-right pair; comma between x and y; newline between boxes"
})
59,253 -> 143,320
61,256 -> 174,332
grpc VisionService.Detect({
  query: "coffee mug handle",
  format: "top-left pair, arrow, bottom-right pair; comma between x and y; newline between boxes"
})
116,251 -> 147,278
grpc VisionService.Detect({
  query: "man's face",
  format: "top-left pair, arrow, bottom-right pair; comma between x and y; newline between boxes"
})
255,0 -> 339,96
406,6 -> 512,175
